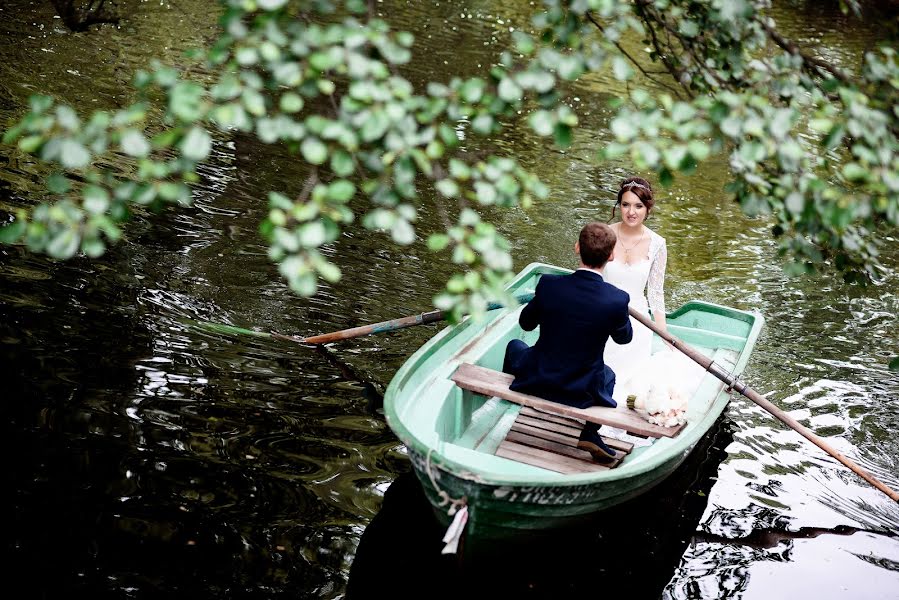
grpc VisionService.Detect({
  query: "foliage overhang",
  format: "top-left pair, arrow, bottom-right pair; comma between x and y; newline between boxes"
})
1,0 -> 897,321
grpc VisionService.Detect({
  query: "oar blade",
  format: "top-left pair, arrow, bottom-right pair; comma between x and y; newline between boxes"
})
193,321 -> 274,338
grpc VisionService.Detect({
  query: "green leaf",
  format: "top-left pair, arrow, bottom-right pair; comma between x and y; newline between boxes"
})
785,192 -> 805,215
516,70 -> 554,93
391,219 -> 415,245
301,137 -> 328,165
59,140 -> 90,169
133,69 -> 152,89
47,174 -> 71,194
459,208 -> 480,226
558,56 -> 584,80
889,356 -> 899,372
83,186 -> 110,214
449,159 -> 471,180
258,0 -> 288,10
298,221 -> 327,247
268,191 -> 293,210
529,110 -> 554,136
289,272 -> 318,297
498,77 -> 523,103
687,140 -> 710,161
56,105 -> 80,131
474,181 -> 497,205
46,229 -> 80,259
610,115 -> 638,141
121,129 -> 151,157
809,118 -> 832,133
242,89 -> 266,117
471,114 -> 494,135
822,124 -> 845,150
447,275 -> 466,293
658,167 -> 674,187
663,146 -> 688,171
553,123 -> 572,148
427,233 -> 450,251
328,180 -> 356,203
361,111 -> 390,142
294,200 -> 319,221
0,219 -> 26,244
18,135 -> 44,154
512,31 -> 535,55
678,19 -> 699,37
256,118 -> 281,144
330,150 -> 354,177
81,236 -> 105,258
279,92 -> 304,113
3,122 -> 25,144
170,82 -> 205,122
274,227 -> 300,252
436,179 -> 460,198
317,260 -> 341,283
29,95 -> 54,114
158,182 -> 189,204
180,127 -> 212,161
612,56 -> 634,81
841,163 -> 867,182
459,79 -> 486,103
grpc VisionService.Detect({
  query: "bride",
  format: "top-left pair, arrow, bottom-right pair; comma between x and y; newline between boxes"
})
602,176 -> 703,427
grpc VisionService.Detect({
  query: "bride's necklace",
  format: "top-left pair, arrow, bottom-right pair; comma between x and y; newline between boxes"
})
618,226 -> 645,265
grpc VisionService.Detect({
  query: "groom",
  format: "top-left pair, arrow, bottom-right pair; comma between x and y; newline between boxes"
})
502,222 -> 633,462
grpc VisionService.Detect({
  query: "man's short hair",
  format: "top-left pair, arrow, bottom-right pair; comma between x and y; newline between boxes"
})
578,222 -> 616,268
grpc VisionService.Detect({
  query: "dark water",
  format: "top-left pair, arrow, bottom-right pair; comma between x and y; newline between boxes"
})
2,1 -> 898,598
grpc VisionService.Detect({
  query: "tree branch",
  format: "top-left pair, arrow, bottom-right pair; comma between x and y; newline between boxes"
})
756,17 -> 853,85
584,11 -> 686,100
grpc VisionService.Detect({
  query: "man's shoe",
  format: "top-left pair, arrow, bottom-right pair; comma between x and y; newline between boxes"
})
577,429 -> 617,464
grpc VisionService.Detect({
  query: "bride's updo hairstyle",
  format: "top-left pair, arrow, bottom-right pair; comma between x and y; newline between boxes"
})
608,176 -> 654,223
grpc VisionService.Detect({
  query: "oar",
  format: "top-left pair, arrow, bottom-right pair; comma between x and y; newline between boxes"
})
628,307 -> 899,503
197,292 -> 536,346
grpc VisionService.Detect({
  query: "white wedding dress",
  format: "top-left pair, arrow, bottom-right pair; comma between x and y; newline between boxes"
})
602,229 -> 704,427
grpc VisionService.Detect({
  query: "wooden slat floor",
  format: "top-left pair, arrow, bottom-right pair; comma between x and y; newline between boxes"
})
495,407 -> 643,475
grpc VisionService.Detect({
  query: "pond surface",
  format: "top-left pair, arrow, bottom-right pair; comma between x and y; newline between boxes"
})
2,1 -> 898,598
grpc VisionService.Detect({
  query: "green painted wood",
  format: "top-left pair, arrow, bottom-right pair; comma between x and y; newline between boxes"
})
383,262 -> 765,540
474,404 -> 521,456
454,398 -> 515,449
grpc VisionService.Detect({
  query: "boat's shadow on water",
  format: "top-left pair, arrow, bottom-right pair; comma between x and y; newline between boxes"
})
347,417 -> 734,599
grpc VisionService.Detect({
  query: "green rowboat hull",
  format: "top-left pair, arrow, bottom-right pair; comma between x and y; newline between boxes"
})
384,263 -> 764,540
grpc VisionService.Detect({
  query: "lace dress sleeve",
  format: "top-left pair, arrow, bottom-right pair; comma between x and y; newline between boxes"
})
647,234 -> 667,316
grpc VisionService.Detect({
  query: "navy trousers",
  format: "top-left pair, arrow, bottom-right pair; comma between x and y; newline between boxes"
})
502,339 -> 615,435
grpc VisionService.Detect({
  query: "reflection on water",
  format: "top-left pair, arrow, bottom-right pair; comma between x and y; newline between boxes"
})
348,419 -> 732,599
2,0 -> 899,598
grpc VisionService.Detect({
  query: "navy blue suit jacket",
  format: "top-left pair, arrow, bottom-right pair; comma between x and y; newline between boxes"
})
504,269 -> 633,409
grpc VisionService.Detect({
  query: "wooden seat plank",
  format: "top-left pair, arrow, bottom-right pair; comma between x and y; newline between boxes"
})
452,363 -> 684,438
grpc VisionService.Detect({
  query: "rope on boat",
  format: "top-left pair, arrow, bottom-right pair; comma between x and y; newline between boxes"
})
425,448 -> 467,514
425,448 -> 469,554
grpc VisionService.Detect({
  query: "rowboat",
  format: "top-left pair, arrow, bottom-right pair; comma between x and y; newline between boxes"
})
383,262 -> 765,541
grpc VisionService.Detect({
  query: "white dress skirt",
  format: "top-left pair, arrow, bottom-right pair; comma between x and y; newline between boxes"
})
602,229 -> 704,427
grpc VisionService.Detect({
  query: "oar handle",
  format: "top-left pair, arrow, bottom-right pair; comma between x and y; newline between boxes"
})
296,309 -> 446,345
628,307 -> 899,504
274,291 -> 537,346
